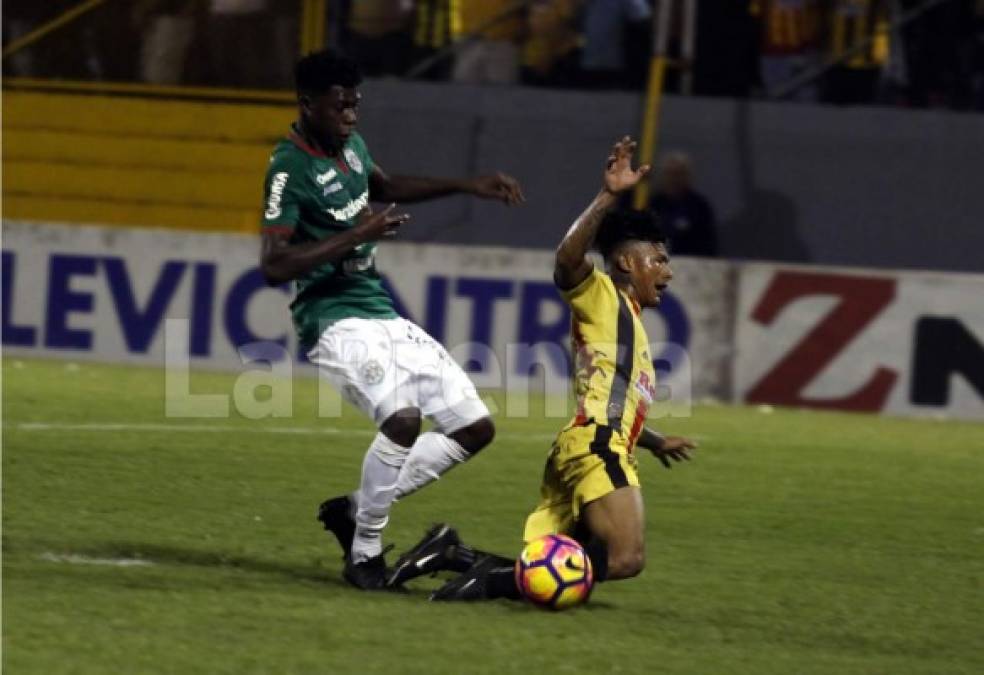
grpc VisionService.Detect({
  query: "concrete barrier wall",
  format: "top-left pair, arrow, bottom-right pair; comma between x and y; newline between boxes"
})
4,83 -> 983,272
353,80 -> 984,274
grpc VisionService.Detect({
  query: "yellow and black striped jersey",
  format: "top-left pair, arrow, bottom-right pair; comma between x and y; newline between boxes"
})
561,266 -> 657,450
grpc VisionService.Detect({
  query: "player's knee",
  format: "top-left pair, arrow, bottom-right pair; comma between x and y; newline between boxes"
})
470,416 -> 496,450
453,416 -> 495,454
379,409 -> 422,447
608,548 -> 645,580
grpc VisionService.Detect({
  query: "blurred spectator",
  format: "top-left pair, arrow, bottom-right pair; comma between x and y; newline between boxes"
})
579,0 -> 652,89
647,153 -> 718,257
755,0 -> 823,101
4,0 -> 982,112
410,0 -> 454,79
521,0 -> 582,87
344,0 -> 414,77
694,0 -> 761,97
878,0 -> 909,102
90,1 -> 142,81
205,0 -> 280,88
822,0 -> 889,105
133,0 -> 197,85
451,0 -> 526,84
893,0 -> 978,108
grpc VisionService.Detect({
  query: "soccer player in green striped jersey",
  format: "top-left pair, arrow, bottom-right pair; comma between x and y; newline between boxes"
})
259,50 -> 524,589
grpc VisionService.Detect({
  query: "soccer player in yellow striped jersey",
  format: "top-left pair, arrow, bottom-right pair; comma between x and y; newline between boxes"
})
392,137 -> 697,598
519,136 -> 697,583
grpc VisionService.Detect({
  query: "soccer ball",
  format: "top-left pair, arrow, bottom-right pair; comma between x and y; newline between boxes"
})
514,534 -> 593,610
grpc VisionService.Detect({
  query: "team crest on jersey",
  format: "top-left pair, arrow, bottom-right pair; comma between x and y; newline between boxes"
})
343,147 -> 363,174
359,359 -> 385,385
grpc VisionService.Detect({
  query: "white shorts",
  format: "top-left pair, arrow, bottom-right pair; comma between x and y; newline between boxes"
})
308,317 -> 490,434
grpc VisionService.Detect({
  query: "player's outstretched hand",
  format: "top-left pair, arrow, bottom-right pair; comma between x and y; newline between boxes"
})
603,136 -> 651,195
469,172 -> 525,206
355,204 -> 410,241
651,436 -> 696,469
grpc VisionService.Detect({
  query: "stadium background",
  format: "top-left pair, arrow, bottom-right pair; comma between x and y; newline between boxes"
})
3,2 -> 983,674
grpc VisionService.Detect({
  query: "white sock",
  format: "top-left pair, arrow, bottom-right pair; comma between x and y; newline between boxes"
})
394,432 -> 471,501
351,433 -> 411,563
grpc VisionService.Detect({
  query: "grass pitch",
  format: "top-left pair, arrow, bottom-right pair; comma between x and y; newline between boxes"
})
3,358 -> 983,674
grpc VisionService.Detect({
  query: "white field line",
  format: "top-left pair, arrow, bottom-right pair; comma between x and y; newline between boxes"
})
15,422 -> 347,434
9,422 -> 559,443
39,552 -> 155,567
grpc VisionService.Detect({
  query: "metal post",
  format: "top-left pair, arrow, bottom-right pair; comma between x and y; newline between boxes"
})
633,0 -> 672,209
299,0 -> 327,55
313,0 -> 327,50
300,0 -> 311,55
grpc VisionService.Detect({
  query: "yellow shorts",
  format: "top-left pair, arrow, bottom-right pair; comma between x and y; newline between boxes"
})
523,423 -> 640,542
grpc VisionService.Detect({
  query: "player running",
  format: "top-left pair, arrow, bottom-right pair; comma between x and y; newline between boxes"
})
387,136 -> 696,600
259,49 -> 524,590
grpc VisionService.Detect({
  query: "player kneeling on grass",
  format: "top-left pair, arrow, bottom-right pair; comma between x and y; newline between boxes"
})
386,137 -> 697,601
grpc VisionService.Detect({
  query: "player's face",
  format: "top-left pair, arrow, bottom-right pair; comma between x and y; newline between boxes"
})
304,86 -> 360,150
629,242 -> 672,308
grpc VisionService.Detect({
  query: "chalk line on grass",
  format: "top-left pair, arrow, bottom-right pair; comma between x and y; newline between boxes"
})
10,422 -> 559,443
39,552 -> 155,567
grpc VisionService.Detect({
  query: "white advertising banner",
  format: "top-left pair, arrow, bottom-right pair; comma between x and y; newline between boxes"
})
734,263 -> 984,420
2,222 -> 734,410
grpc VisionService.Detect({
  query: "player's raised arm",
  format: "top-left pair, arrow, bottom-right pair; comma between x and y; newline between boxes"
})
369,165 -> 524,206
554,136 -> 651,290
259,205 -> 409,285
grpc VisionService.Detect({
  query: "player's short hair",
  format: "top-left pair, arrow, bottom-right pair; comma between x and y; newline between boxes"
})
295,49 -> 363,96
595,208 -> 666,260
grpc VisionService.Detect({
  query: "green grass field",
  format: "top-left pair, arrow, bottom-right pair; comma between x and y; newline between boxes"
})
3,357 -> 983,674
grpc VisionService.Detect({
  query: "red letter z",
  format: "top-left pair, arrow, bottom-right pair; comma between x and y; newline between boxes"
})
746,271 -> 898,412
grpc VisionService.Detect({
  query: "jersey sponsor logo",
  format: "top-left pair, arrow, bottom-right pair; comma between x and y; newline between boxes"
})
343,147 -> 364,174
359,359 -> 386,385
327,190 -> 369,221
316,168 -> 337,185
265,172 -> 289,220
323,182 -> 343,196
